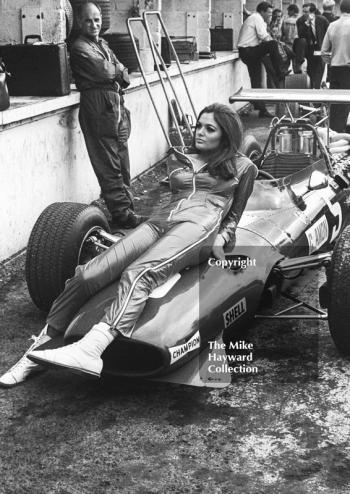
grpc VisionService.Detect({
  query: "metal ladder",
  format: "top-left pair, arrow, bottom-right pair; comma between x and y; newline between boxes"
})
127,11 -> 197,149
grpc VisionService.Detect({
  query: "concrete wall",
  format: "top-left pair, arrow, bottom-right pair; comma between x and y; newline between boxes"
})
245,0 -> 283,12
162,0 -> 211,53
109,0 -> 131,33
0,104 -> 97,261
211,0 -> 243,49
246,0 -> 337,15
0,54 -> 249,262
0,0 -> 68,43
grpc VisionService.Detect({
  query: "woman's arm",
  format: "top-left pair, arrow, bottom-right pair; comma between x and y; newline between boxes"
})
70,41 -> 126,86
216,161 -> 258,250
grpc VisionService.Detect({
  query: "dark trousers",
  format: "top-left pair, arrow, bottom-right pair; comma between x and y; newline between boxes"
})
79,89 -> 133,222
329,66 -> 350,132
306,55 -> 325,89
239,41 -> 283,110
292,38 -> 306,73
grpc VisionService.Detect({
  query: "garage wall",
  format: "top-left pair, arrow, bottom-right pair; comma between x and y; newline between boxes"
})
0,55 -> 249,262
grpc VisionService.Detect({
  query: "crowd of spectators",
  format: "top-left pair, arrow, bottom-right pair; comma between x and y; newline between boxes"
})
238,1 -> 350,130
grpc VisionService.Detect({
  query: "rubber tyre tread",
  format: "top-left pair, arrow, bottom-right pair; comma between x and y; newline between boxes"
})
63,0 -> 74,37
285,73 -> 310,90
25,202 -> 109,312
240,135 -> 262,163
276,73 -> 310,118
327,224 -> 350,355
101,33 -> 140,72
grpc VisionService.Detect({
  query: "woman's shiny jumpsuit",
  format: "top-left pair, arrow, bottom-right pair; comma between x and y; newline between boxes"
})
47,153 -> 257,338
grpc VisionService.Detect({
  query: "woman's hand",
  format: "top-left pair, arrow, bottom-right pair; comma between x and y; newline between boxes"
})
212,234 -> 226,260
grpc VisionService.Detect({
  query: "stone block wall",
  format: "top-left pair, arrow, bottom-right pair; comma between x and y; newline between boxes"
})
162,0 -> 211,53
211,0 -> 243,49
0,0 -> 67,43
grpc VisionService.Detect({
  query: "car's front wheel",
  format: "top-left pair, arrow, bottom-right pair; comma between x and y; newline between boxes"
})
327,224 -> 350,355
26,202 -> 110,312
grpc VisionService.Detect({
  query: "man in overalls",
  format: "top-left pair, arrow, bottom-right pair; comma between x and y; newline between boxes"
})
70,2 -> 145,229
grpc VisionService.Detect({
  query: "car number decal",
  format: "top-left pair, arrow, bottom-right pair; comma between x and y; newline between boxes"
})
223,298 -> 247,329
169,331 -> 200,364
323,198 -> 342,243
305,215 -> 329,254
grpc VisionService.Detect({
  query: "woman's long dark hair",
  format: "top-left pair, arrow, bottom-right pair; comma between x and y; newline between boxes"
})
194,103 -> 244,180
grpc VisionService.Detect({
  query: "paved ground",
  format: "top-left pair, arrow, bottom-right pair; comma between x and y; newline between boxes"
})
1,111 -> 350,494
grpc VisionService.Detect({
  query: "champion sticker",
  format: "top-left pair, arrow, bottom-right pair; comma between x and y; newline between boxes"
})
306,215 -> 329,254
169,331 -> 201,364
223,297 -> 247,329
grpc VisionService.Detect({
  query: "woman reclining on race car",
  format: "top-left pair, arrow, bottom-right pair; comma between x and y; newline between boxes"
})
0,103 -> 258,387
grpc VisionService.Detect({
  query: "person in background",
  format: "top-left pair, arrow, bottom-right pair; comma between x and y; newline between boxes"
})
297,2 -> 311,28
70,2 -> 145,230
322,0 -> 339,23
238,1 -> 289,118
270,8 -> 283,40
321,0 -> 350,132
281,4 -> 304,73
297,2 -> 329,88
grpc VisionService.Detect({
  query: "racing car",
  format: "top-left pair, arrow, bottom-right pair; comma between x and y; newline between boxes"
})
25,88 -> 350,388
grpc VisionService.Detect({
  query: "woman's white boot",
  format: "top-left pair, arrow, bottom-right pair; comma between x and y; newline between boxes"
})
28,322 -> 115,377
0,325 -> 51,387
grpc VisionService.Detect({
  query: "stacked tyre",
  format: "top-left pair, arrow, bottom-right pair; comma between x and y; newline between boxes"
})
275,73 -> 310,119
102,33 -> 140,73
327,224 -> 350,355
63,0 -> 74,38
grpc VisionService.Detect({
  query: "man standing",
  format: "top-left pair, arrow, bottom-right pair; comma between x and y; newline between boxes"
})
269,8 -> 283,40
281,4 -> 303,73
321,0 -> 350,132
297,3 -> 329,88
238,1 -> 288,118
70,2 -> 144,229
322,0 -> 339,23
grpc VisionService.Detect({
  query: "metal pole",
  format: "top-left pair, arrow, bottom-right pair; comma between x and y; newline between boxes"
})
127,17 -> 172,147
141,12 -> 187,145
145,11 -> 197,121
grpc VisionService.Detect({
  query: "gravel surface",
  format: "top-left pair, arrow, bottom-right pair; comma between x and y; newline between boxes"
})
1,111 -> 350,494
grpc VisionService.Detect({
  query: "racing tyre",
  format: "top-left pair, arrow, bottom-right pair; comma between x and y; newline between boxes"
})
63,0 -> 74,38
276,73 -> 310,119
240,135 -> 262,165
327,224 -> 350,355
101,33 -> 140,73
26,202 -> 110,312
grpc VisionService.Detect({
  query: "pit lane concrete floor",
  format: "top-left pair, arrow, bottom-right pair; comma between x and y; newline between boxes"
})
1,110 -> 350,494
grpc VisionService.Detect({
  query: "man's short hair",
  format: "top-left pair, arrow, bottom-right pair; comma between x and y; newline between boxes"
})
341,0 -> 350,12
323,0 -> 335,9
308,3 -> 317,13
77,1 -> 102,19
257,2 -> 273,13
287,4 -> 299,15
